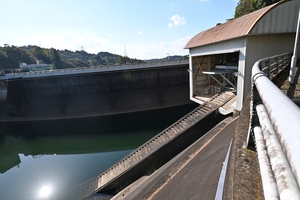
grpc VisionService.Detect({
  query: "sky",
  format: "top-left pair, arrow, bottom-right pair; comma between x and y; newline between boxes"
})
0,0 -> 238,60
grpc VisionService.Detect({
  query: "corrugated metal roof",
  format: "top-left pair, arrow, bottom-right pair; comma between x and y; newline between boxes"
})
184,1 -> 284,49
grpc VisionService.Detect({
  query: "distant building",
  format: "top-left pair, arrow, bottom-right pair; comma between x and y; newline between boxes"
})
185,0 -> 300,111
19,61 -> 50,72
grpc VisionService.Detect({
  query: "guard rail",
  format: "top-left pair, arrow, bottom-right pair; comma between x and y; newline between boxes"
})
249,53 -> 300,199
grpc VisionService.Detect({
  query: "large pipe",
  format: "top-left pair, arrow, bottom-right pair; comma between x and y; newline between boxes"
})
253,126 -> 279,200
289,8 -> 300,84
253,60 -> 300,189
256,104 -> 300,199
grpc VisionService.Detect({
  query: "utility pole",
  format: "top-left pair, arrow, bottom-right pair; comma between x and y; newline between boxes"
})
124,46 -> 128,57
81,45 -> 85,62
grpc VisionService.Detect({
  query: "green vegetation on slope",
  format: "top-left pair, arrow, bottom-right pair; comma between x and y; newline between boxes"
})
0,45 -> 188,70
234,0 -> 282,18
0,45 -> 147,70
0,45 -> 36,69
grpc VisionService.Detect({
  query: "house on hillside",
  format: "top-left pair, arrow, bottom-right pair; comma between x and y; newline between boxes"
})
185,0 -> 300,112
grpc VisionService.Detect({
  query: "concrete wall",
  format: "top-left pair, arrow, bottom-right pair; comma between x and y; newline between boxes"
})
244,33 -> 295,99
246,33 -> 296,64
3,65 -> 192,121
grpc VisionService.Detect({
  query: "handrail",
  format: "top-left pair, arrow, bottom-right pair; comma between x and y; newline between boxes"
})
249,53 -> 300,199
0,59 -> 189,81
254,53 -> 291,80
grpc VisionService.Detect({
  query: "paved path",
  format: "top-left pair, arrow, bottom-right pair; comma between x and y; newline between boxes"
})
118,117 -> 237,200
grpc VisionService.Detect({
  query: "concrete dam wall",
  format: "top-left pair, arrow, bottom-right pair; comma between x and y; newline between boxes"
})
2,64 -> 192,122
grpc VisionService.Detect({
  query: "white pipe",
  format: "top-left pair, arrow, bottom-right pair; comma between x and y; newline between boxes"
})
253,126 -> 279,200
256,104 -> 300,200
289,8 -> 300,84
253,60 -> 300,189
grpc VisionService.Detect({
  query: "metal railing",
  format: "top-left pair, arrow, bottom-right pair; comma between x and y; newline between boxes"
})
0,59 -> 189,81
249,53 -> 300,199
257,53 -> 291,79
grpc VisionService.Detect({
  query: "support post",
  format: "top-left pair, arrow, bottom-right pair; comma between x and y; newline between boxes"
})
289,9 -> 300,84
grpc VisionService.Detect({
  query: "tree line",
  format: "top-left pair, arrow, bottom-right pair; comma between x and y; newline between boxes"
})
0,45 -> 188,71
0,45 -> 148,70
234,0 -> 282,18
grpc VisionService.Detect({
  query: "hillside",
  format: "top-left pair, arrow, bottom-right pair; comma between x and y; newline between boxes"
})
145,55 -> 188,62
0,45 -> 187,70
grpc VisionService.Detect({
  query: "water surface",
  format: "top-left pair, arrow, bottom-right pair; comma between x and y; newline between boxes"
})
0,104 -> 197,199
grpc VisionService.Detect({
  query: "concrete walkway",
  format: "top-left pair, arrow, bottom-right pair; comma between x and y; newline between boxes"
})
113,117 -> 237,200
273,65 -> 300,106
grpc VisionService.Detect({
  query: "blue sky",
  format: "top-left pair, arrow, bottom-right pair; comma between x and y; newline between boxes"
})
0,0 -> 238,59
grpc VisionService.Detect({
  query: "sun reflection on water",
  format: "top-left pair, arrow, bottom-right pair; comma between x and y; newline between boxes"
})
38,185 -> 52,199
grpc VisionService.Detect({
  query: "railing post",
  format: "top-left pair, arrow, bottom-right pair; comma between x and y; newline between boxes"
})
275,57 -> 278,74
265,60 -> 270,78
280,56 -> 284,69
289,8 -> 300,84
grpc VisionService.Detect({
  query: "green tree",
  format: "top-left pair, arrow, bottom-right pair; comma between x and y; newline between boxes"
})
0,45 -> 146,69
234,0 -> 281,18
234,0 -> 255,18
49,48 -> 70,69
89,55 -> 106,66
68,58 -> 89,68
0,46 -> 35,69
49,48 -> 62,67
29,46 -> 51,64
255,0 -> 282,8
116,56 -> 131,65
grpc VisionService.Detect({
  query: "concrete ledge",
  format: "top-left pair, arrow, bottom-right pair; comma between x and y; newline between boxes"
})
223,93 -> 264,200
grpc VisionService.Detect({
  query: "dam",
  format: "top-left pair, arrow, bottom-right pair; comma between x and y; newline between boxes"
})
0,59 -> 236,199
0,60 -> 198,134
2,1 -> 300,199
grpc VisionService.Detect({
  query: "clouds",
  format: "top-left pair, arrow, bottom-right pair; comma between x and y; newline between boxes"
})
0,0 -> 240,61
124,36 -> 190,59
168,15 -> 187,28
29,33 -> 109,54
27,32 -> 189,60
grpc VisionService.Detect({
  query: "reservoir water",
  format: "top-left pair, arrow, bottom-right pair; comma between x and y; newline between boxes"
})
0,103 -> 197,200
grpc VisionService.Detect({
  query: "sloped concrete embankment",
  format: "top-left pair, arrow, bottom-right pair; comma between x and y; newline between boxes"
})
98,112 -> 227,195
93,92 -> 235,195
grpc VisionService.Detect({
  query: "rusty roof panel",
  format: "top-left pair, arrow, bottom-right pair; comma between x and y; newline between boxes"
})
184,3 -> 281,49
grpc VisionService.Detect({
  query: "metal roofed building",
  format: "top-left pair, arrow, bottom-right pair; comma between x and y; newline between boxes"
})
185,0 -> 300,112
